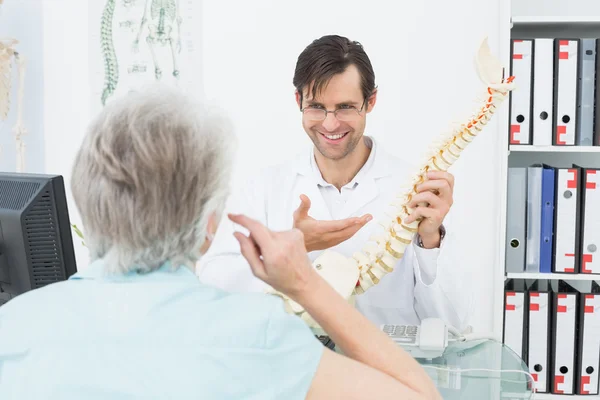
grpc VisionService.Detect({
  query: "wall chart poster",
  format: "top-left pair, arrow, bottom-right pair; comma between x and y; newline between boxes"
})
89,0 -> 202,113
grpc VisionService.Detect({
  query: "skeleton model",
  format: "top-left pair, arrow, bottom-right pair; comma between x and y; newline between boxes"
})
271,38 -> 516,330
0,38 -> 27,172
133,0 -> 182,80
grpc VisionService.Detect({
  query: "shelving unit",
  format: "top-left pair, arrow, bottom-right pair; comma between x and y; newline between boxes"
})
507,272 -> 600,281
512,16 -> 600,24
500,14 -> 600,399
534,394 -> 595,400
509,145 -> 600,153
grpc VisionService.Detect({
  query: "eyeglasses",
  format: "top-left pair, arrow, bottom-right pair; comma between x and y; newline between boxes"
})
300,99 -> 368,122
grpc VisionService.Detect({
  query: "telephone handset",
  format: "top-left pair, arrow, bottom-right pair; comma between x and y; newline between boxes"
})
381,317 -> 449,359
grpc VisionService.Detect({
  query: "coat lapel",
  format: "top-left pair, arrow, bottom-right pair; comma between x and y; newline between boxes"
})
294,175 -> 333,221
340,137 -> 394,217
339,176 -> 379,217
290,147 -> 333,221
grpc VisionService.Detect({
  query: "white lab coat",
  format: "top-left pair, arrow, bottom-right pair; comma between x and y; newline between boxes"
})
198,138 -> 472,332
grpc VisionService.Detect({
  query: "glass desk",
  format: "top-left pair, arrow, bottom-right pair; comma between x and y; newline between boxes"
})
415,339 -> 534,399
327,335 -> 534,399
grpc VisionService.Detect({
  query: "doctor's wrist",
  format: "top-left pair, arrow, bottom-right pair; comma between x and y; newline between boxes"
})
416,225 -> 446,249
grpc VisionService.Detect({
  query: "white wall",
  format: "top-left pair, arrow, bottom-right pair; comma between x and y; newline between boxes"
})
42,0 -> 91,269
0,0 -> 45,173
38,0 -> 511,334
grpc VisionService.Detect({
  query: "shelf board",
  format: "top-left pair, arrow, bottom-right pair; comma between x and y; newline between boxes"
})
507,272 -> 600,281
509,145 -> 600,153
512,16 -> 600,24
532,393 -> 595,399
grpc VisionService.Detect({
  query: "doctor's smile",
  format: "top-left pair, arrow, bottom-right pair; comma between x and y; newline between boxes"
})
317,130 -> 349,142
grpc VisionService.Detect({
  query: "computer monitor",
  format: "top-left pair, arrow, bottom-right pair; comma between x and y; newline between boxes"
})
0,172 -> 77,305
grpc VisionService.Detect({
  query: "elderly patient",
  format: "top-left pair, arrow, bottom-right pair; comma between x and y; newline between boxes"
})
0,84 -> 440,399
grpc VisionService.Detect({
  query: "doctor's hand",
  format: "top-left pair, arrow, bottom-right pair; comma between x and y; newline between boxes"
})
404,171 -> 454,248
229,213 -> 318,300
293,194 -> 372,253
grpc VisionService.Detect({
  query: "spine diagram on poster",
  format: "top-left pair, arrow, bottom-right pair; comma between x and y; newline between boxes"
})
101,0 -> 119,105
100,0 -> 184,106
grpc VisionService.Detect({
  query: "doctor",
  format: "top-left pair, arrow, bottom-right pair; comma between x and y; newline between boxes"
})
198,34 -> 471,331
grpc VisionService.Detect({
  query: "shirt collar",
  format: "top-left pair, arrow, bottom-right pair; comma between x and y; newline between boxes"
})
70,258 -> 198,283
298,135 -> 390,185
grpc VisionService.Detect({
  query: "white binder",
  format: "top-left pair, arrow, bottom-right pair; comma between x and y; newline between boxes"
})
509,39 -> 533,145
553,39 -> 579,146
504,290 -> 526,359
532,38 -> 554,146
552,291 -> 578,394
580,169 -> 600,274
577,293 -> 600,395
553,167 -> 581,273
528,291 -> 550,393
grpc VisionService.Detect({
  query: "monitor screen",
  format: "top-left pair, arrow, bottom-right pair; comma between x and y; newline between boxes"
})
0,173 -> 77,305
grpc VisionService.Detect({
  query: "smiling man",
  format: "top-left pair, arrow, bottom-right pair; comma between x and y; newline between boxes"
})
198,35 -> 471,331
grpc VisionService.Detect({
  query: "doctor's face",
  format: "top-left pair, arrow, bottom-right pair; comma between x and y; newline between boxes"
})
297,65 -> 376,161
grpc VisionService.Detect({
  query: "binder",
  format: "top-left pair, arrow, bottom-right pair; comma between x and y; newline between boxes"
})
505,167 -> 528,273
532,38 -> 555,146
576,38 -> 596,146
503,279 -> 528,361
576,282 -> 600,395
526,165 -> 543,273
509,39 -> 534,145
527,280 -> 551,393
553,39 -> 580,146
553,166 -> 583,273
550,281 -> 580,395
594,38 -> 600,146
579,168 -> 600,274
539,165 -> 556,273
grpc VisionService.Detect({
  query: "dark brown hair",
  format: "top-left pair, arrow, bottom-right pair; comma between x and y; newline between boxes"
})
293,35 -> 376,108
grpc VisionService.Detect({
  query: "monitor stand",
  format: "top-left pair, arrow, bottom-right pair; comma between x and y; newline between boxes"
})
0,251 -> 8,285
0,250 -> 12,305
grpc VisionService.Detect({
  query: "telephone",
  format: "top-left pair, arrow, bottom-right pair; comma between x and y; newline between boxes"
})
381,318 -> 450,359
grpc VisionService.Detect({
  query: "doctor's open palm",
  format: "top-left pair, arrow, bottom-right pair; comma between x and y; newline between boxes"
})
229,213 -> 317,299
293,194 -> 372,252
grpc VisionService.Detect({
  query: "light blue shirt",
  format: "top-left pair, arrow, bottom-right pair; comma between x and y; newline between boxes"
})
0,259 -> 323,399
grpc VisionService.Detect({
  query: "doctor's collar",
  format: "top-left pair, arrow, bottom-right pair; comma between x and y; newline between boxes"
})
301,135 -> 388,185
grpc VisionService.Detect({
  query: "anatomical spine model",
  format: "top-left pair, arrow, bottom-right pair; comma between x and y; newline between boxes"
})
0,38 -> 27,172
273,38 -> 516,329
133,0 -> 182,80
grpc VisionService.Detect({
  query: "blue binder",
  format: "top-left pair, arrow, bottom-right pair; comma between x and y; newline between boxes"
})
540,165 -> 556,273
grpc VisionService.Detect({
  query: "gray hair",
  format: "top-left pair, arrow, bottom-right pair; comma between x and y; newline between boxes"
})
71,83 -> 235,274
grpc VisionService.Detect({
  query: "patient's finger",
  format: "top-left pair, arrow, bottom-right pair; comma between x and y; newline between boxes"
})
234,232 -> 266,280
229,214 -> 271,246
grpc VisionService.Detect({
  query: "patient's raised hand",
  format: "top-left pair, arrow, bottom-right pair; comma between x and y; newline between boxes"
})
228,213 -> 318,300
